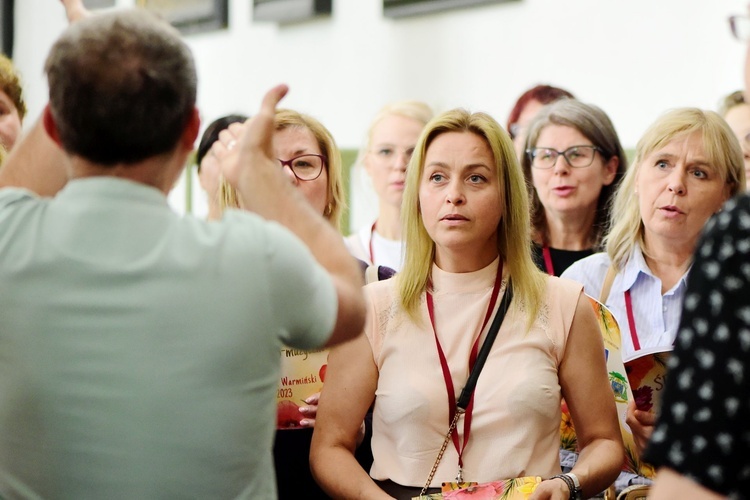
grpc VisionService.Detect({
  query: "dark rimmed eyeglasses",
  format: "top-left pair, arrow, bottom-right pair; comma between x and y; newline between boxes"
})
729,15 -> 750,41
526,145 -> 603,169
277,154 -> 327,181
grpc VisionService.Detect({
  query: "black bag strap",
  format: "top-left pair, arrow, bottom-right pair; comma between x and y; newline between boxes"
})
456,279 -> 513,410
420,280 -> 515,495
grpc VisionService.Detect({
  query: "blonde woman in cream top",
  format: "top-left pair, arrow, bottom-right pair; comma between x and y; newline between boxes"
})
311,109 -> 623,499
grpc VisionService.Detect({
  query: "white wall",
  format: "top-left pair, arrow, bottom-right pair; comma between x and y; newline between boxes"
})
12,0 -> 748,226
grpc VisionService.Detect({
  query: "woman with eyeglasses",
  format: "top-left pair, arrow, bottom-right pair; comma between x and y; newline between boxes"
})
521,99 -> 627,277
346,101 -> 433,272
562,108 -> 745,494
219,108 -> 346,499
221,108 -> 346,228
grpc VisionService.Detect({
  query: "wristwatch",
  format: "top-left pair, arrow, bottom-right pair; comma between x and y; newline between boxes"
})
550,472 -> 582,500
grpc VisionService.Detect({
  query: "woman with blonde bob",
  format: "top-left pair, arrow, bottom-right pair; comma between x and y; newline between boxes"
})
563,108 -> 745,463
220,108 -> 346,230
311,109 -> 623,499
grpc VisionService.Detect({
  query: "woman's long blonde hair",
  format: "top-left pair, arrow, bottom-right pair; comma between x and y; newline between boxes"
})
605,108 -> 746,269
219,109 -> 345,230
398,109 -> 545,327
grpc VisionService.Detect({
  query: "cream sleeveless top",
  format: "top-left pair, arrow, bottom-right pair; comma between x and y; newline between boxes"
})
364,258 -> 582,487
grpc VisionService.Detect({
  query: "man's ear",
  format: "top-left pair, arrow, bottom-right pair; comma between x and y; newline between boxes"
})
181,107 -> 201,150
42,105 -> 63,146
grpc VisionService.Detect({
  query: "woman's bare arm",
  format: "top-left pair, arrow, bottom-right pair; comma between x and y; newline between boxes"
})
310,333 -> 391,499
549,293 -> 624,498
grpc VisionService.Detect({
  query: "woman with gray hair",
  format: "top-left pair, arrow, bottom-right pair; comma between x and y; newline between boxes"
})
521,99 -> 627,276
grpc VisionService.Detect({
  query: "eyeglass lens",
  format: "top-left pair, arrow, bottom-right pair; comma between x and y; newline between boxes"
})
279,155 -> 324,181
530,146 -> 597,169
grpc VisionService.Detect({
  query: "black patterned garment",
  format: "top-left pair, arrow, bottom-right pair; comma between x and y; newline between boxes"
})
644,194 -> 750,499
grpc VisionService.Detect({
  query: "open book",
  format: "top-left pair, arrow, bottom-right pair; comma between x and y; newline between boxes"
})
623,345 -> 672,414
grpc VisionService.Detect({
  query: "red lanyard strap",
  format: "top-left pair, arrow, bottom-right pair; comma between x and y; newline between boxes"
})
542,246 -> 555,276
624,289 -> 641,351
368,221 -> 377,265
426,263 -> 513,472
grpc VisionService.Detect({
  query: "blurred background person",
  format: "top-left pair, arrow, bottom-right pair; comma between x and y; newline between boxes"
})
505,84 -> 574,160
195,114 -> 247,220
719,89 -> 750,190
0,53 -> 26,151
346,100 -> 433,271
522,99 -> 626,276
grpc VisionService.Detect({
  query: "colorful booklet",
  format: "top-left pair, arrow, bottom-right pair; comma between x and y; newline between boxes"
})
276,346 -> 328,429
413,477 -> 542,499
559,297 -> 656,479
623,345 -> 672,414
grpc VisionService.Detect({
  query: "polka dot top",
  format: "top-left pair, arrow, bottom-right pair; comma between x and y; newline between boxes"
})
644,194 -> 750,499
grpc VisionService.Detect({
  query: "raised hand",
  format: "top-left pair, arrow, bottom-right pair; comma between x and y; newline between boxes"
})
211,84 -> 287,194
59,0 -> 91,23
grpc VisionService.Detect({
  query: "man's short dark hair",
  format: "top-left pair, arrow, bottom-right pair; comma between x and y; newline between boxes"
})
44,9 -> 197,165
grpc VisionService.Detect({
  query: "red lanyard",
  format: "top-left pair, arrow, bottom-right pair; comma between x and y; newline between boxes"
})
542,246 -> 554,276
425,261 -> 503,474
368,221 -> 377,265
623,290 -> 641,351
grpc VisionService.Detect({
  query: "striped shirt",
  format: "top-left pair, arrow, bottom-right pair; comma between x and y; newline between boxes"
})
562,245 -> 688,362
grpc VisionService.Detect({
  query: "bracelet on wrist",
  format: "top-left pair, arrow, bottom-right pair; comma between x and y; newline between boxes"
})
548,473 -> 582,500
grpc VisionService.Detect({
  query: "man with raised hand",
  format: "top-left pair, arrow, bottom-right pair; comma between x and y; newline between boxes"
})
0,7 -> 364,499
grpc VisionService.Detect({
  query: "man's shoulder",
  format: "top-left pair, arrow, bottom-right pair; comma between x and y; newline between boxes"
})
0,187 -> 44,232
211,209 -> 321,268
0,186 -> 39,207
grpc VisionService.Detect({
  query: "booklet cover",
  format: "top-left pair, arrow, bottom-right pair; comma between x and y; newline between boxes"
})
559,297 -> 656,479
413,477 -> 542,499
276,346 -> 328,429
623,346 -> 672,414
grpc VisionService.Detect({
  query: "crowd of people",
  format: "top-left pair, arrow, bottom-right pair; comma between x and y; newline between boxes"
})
0,1 -> 747,499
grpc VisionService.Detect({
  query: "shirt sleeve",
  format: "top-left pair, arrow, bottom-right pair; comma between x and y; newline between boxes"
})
221,208 -> 339,352
643,195 -> 750,498
560,252 -> 608,300
262,221 -> 338,351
